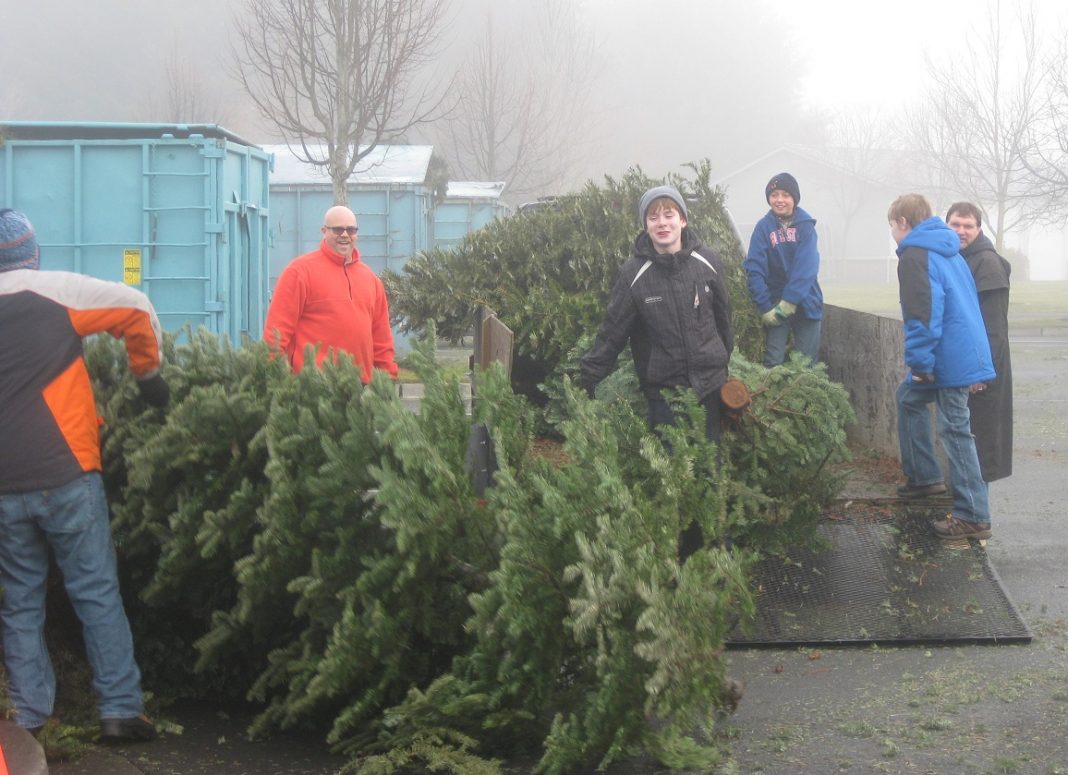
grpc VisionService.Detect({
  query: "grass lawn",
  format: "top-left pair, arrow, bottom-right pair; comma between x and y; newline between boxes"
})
824,279 -> 1068,317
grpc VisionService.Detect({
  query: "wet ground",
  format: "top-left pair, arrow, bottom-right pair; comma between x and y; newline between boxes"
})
45,700 -> 346,774
723,338 -> 1068,774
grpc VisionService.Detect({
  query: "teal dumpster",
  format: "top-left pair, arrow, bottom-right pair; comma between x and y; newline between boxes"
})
264,143 -> 433,283
266,143 -> 438,354
0,121 -> 271,342
432,181 -> 509,251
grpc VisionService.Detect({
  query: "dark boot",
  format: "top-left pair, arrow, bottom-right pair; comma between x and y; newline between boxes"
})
677,519 -> 704,565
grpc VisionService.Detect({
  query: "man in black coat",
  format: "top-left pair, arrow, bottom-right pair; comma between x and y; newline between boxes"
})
946,202 -> 1013,482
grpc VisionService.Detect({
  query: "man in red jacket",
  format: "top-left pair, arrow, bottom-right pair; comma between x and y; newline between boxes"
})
263,205 -> 398,381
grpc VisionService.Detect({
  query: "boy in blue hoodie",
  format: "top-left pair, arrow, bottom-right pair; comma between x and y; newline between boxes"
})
889,194 -> 996,539
743,172 -> 823,366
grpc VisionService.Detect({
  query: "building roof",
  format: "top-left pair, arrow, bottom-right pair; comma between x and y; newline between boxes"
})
263,143 -> 434,185
0,121 -> 259,147
714,143 -> 906,191
445,181 -> 506,199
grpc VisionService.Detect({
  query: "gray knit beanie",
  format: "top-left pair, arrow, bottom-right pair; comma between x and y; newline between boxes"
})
0,209 -> 40,272
638,185 -> 688,227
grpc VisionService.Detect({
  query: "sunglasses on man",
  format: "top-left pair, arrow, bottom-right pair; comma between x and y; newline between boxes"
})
326,226 -> 359,236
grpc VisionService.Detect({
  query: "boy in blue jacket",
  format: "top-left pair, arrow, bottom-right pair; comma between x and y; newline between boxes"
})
743,172 -> 823,366
889,194 -> 995,539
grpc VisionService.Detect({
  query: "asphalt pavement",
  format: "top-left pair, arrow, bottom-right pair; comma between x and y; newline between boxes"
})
722,337 -> 1068,774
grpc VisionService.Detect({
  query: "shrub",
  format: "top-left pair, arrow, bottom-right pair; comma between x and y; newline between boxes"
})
385,161 -> 763,402
72,326 -> 853,773
51,151 -> 857,772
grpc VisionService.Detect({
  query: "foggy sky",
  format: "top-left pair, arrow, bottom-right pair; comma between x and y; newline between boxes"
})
574,0 -> 819,181
5,0 -> 1066,277
5,0 -> 1064,194
1,0 -> 823,193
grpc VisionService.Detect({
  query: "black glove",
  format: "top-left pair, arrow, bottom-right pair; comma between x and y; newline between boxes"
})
137,373 -> 170,408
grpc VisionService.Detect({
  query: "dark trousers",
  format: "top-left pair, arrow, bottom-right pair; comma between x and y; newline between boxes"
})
646,391 -> 723,564
646,392 -> 723,445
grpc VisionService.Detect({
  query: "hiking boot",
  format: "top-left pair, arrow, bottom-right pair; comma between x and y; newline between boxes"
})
932,515 -> 991,540
100,714 -> 157,743
896,481 -> 948,499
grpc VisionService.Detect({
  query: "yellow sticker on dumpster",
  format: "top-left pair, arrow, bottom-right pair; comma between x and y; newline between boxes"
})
123,249 -> 142,285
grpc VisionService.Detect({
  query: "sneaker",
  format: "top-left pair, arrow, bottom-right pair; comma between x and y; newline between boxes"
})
896,481 -> 948,499
100,714 -> 157,743
932,515 -> 991,540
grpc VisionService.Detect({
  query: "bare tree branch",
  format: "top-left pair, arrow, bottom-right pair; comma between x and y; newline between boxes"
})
810,109 -> 900,261
152,38 -> 231,125
900,0 -> 1053,250
438,0 -> 594,202
1024,31 -> 1068,214
232,0 -> 451,204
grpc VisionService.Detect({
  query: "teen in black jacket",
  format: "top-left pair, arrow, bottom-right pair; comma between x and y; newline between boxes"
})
581,186 -> 733,441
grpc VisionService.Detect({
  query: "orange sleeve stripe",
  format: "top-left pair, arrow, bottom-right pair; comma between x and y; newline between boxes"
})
69,306 -> 163,377
7,270 -> 164,376
41,356 -> 102,474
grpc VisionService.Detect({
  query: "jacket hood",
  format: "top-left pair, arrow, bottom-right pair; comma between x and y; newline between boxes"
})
961,230 -> 996,257
765,205 -> 817,227
898,216 -> 960,258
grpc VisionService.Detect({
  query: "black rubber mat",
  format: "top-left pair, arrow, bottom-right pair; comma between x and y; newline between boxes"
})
728,501 -> 1032,647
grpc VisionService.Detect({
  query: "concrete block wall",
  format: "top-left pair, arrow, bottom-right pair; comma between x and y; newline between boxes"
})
397,381 -> 472,415
819,304 -> 904,458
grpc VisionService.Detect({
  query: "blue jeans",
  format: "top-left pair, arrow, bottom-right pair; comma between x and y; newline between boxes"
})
764,315 -> 822,367
896,380 -> 990,524
0,473 -> 144,728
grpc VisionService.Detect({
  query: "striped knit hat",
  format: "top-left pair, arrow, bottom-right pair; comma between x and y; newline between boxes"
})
0,209 -> 40,272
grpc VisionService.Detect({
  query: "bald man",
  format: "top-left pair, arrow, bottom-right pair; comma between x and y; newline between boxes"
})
264,205 -> 398,381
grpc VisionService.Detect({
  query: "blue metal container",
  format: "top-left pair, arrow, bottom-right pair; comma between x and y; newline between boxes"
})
0,121 -> 271,342
432,181 -> 509,251
266,147 -> 514,354
266,144 -> 438,354
264,144 -> 433,283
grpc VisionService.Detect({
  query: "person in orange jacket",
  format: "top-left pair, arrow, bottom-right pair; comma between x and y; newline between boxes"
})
263,204 -> 398,381
0,209 -> 162,742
